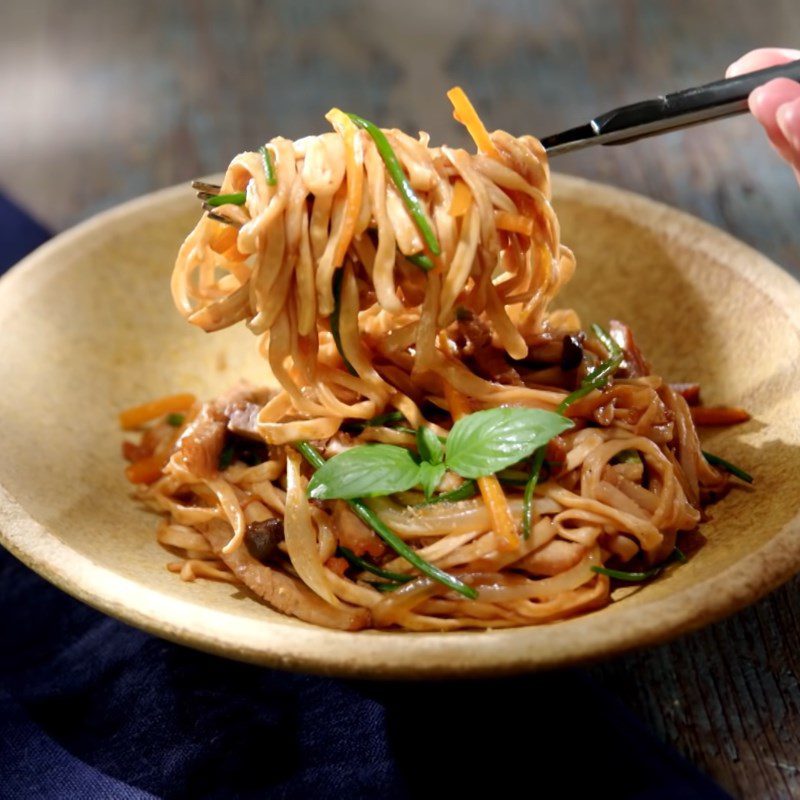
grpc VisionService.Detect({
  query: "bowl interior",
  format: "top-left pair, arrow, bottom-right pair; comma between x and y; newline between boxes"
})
1,174 -> 799,677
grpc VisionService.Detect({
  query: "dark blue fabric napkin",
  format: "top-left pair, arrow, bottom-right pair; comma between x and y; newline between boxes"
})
0,196 -> 730,800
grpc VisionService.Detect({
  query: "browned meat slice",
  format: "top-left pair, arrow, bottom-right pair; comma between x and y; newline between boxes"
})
202,519 -> 371,630
174,404 -> 227,478
226,401 -> 262,440
333,502 -> 386,559
609,320 -> 650,377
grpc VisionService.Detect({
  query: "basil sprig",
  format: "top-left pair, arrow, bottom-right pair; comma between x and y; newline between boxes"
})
307,407 -> 573,501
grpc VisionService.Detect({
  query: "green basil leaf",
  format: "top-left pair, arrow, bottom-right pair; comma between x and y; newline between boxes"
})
444,407 -> 574,479
307,444 -> 421,500
416,425 -> 443,465
418,461 -> 446,499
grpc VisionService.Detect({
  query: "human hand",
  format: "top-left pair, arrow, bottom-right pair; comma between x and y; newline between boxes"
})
727,48 -> 800,181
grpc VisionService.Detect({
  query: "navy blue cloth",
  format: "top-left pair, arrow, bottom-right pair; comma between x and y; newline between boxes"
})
0,198 -> 730,800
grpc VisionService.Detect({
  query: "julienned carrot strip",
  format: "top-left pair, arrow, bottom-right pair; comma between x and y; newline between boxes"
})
670,382 -> 701,406
326,108 -> 364,267
209,225 -> 248,262
209,225 -> 237,253
690,406 -> 751,426
125,454 -> 166,485
446,86 -> 501,160
477,475 -> 520,551
449,179 -> 473,217
443,383 -> 520,551
494,210 -> 534,237
119,393 -> 196,430
222,244 -> 249,263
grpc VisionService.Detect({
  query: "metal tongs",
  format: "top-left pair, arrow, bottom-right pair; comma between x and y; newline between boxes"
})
541,60 -> 800,155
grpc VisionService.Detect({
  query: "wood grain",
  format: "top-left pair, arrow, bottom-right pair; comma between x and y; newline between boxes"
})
1,2 -> 799,797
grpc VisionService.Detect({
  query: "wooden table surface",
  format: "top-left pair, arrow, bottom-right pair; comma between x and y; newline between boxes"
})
3,2 -> 800,797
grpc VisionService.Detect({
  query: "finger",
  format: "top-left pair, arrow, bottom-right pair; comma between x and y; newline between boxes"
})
749,78 -> 800,164
726,47 -> 800,78
776,96 -> 800,172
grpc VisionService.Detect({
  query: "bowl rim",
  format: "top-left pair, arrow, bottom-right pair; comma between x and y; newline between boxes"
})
2,173 -> 800,679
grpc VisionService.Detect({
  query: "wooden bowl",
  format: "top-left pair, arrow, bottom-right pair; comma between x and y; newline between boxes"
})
2,175 -> 799,678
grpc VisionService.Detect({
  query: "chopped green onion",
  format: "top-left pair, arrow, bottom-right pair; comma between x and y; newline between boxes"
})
416,480 -> 477,506
522,448 -> 546,538
218,444 -> 235,471
259,144 -> 277,186
591,564 -> 660,582
295,441 -> 477,599
336,546 -> 413,583
405,252 -> 435,271
166,412 -> 185,427
207,191 -> 247,207
331,270 -> 357,375
673,546 -> 687,563
347,113 -> 441,256
702,450 -> 753,484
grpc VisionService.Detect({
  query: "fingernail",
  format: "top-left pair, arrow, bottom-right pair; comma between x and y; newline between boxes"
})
777,100 -> 800,151
725,58 -> 743,78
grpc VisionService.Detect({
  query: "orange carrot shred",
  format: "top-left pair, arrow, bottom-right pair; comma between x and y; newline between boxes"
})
326,109 -> 364,267
325,556 -> 349,578
690,406 -> 751,426
209,225 -> 238,254
443,382 -> 520,551
494,210 -> 534,237
449,179 -> 473,217
446,86 -> 501,160
125,454 -> 166,485
119,393 -> 196,430
222,243 -> 250,263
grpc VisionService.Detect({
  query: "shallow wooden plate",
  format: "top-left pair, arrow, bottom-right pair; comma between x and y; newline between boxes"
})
1,175 -> 799,678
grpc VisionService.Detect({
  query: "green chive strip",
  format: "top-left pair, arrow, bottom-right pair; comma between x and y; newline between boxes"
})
591,565 -> 660,582
259,144 -> 277,186
590,323 -> 623,359
556,352 -> 624,414
416,480 -> 478,506
331,271 -> 357,375
207,191 -> 247,207
405,252 -> 435,271
347,113 -> 441,256
392,426 -> 418,437
591,546 -> 687,583
336,546 -> 413,583
702,450 -> 753,484
295,441 -> 478,599
522,448 -> 547,538
369,581 -> 404,593
166,412 -> 185,427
